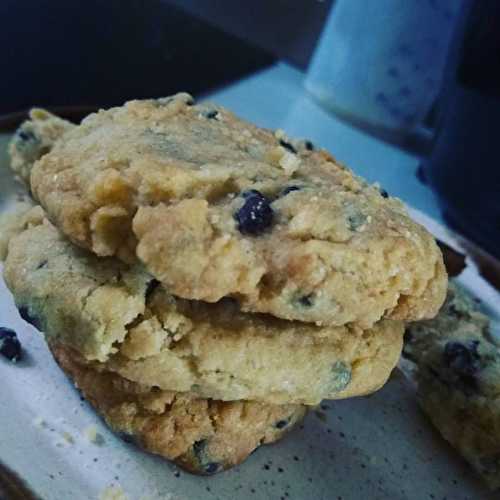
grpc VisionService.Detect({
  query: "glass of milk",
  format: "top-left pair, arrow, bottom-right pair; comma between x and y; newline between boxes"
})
305,0 -> 469,150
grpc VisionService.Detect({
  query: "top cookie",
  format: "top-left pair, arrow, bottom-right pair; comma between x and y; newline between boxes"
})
29,94 -> 447,327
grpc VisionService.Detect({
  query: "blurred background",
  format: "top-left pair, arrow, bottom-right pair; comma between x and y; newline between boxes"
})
1,0 -> 499,263
0,0 -> 331,113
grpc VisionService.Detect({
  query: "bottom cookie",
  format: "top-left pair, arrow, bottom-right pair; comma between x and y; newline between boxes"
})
49,343 -> 308,475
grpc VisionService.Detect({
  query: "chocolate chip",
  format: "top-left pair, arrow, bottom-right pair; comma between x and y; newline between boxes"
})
192,439 -> 222,475
17,305 -> 42,330
279,140 -> 297,154
204,462 -> 220,475
204,110 -> 219,120
234,190 -> 274,235
298,294 -> 314,307
116,431 -> 136,444
193,439 -> 207,456
145,279 -> 160,300
0,327 -> 22,362
242,189 -> 262,199
448,304 -> 464,318
444,341 -> 481,377
275,419 -> 289,429
443,340 -> 481,393
281,186 -> 301,196
347,212 -> 367,231
16,128 -> 37,144
14,127 -> 41,155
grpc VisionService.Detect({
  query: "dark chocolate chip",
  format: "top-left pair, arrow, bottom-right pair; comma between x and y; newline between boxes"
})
0,328 -> 16,339
444,341 -> 481,377
347,212 -> 367,231
16,128 -> 37,143
298,294 -> 314,307
279,139 -> 297,154
145,279 -> 160,300
234,190 -> 274,235
275,419 -> 289,429
17,306 -> 42,330
204,462 -> 221,475
192,439 -> 221,475
242,189 -> 262,199
281,186 -> 301,196
204,110 -> 219,120
116,431 -> 136,444
0,327 -> 22,362
193,439 -> 207,457
448,304 -> 464,318
443,340 -> 481,393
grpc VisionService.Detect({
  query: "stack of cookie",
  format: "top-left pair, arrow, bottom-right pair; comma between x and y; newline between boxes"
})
1,94 -> 447,474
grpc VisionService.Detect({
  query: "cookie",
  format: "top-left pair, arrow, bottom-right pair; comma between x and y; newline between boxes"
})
50,342 -> 307,475
0,198 -> 38,261
27,95 -> 447,327
404,282 -> 500,489
8,109 -> 74,185
2,209 -> 403,405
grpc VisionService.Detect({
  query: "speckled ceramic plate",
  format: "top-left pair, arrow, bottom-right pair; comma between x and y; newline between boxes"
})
0,131 -> 498,500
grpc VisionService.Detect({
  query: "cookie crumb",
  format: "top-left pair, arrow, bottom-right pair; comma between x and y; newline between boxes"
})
62,431 -> 74,444
99,485 -> 127,500
274,129 -> 286,140
84,425 -> 104,445
32,416 -> 47,428
279,151 -> 300,175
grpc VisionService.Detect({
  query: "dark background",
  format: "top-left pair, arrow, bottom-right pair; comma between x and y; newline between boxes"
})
0,0 -> 332,115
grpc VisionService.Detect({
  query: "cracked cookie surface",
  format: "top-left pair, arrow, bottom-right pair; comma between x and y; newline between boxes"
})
404,282 -> 500,489
27,95 -> 447,327
50,343 -> 307,475
2,210 -> 403,404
